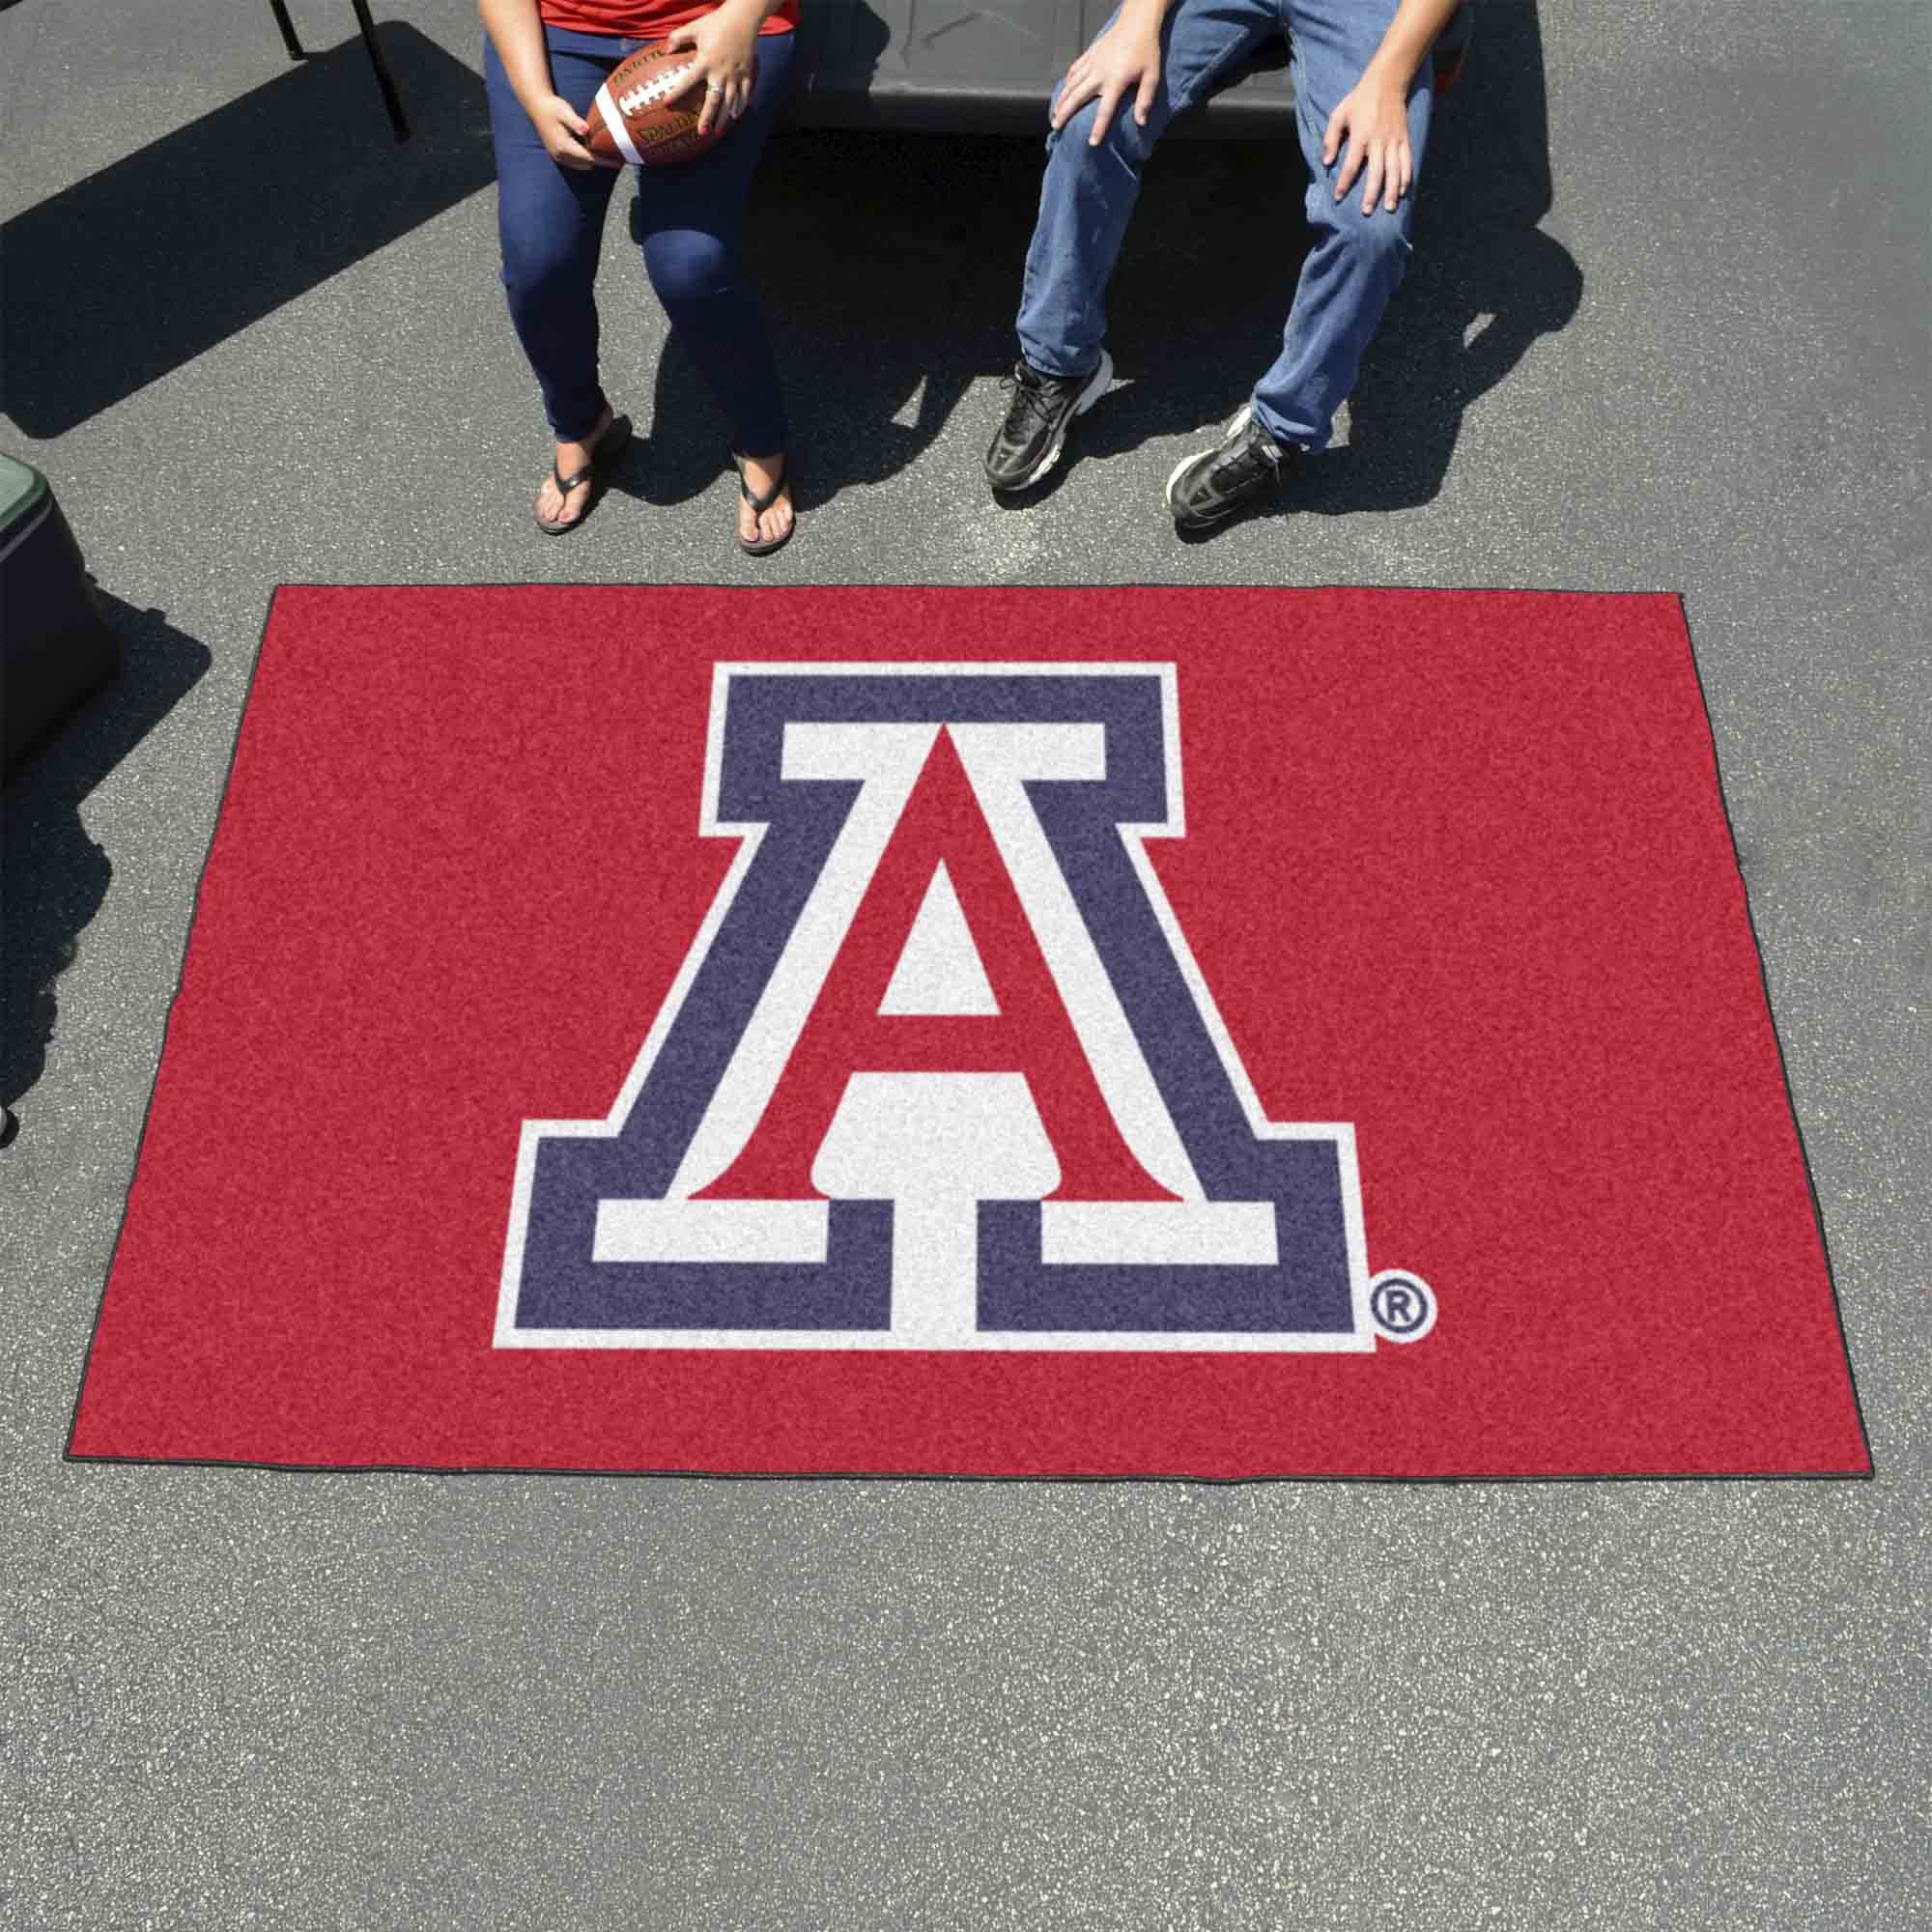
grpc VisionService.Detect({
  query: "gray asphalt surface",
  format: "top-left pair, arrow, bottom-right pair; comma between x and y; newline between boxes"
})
3,1 -> 1927,1926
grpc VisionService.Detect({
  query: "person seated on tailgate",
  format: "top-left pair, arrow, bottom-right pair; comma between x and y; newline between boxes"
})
983,0 -> 1468,533
480,0 -> 799,554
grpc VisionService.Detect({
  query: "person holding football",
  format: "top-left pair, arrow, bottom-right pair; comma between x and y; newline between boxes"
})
984,0 -> 1468,532
481,0 -> 798,554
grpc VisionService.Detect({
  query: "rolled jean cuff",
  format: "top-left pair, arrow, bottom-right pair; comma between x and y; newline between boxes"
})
1013,338 -> 1104,383
1249,394 -> 1323,452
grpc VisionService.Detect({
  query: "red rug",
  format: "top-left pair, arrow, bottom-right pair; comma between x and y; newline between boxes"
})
69,586 -> 1869,1479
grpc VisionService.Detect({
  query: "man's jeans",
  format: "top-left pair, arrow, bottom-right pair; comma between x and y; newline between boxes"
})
1016,0 -> 1437,451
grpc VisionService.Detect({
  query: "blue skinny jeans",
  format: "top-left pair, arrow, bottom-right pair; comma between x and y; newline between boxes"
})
1016,0 -> 1437,451
483,25 -> 793,453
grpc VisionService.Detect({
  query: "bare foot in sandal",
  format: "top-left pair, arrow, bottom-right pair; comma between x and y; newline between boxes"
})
535,406 -> 622,532
735,450 -> 794,553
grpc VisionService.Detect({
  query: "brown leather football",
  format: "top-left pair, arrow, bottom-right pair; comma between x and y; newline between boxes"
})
583,43 -> 751,170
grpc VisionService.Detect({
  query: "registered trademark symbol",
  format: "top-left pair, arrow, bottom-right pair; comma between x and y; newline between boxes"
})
1369,1270 -> 1437,1343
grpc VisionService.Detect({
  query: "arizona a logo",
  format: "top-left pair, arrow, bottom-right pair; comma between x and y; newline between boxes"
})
497,666 -> 1431,1350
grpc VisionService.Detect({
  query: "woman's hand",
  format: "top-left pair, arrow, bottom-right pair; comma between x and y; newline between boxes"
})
1051,17 -> 1164,146
666,2 -> 762,135
531,91 -> 599,170
1321,70 -> 1414,214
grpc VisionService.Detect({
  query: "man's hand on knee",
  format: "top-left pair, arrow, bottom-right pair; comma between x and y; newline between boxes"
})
1326,0 -> 1462,213
1052,3 -> 1173,146
1322,76 -> 1415,215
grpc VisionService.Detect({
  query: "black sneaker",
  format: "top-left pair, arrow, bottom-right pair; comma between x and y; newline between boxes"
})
1164,405 -> 1294,530
984,349 -> 1114,494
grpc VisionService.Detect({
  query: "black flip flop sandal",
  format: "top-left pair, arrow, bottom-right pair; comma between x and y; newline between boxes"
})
535,412 -> 633,535
731,450 -> 795,557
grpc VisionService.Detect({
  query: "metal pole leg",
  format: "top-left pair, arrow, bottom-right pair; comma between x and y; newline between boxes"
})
268,0 -> 305,60
349,0 -> 411,143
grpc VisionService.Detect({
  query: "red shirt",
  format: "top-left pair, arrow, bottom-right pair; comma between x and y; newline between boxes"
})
540,0 -> 798,39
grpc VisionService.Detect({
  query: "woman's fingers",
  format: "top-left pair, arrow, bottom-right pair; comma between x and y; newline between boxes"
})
541,94 -> 593,166
550,112 -> 594,168
698,64 -> 756,132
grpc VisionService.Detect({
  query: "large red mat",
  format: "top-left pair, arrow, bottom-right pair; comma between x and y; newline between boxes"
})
69,587 -> 1869,1478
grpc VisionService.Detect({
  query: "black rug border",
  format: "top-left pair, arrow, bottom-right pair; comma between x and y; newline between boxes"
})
61,582 -> 1877,1486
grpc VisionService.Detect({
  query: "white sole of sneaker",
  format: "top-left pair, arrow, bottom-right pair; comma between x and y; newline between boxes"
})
1164,404 -> 1253,519
1009,348 -> 1115,491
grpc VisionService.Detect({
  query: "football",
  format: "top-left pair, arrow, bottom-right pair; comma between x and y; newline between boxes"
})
583,43 -> 750,170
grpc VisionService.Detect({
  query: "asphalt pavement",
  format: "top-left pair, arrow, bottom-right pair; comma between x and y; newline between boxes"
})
2,2 -> 1927,1926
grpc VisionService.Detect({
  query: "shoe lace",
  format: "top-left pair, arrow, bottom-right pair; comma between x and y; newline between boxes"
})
999,364 -> 1060,433
1220,420 -> 1283,485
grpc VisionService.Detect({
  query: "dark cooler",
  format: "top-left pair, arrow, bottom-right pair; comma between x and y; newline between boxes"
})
2,454 -> 119,777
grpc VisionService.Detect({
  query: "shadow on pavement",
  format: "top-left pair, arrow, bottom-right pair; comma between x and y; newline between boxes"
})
1,595 -> 212,1113
623,0 -> 1576,520
1,22 -> 494,440
626,127 -> 1037,512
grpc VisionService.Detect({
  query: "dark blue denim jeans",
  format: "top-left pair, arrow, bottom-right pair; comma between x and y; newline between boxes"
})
483,25 -> 794,452
1016,0 -> 1436,451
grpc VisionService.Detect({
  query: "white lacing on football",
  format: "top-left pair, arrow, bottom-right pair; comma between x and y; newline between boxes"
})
617,64 -> 699,117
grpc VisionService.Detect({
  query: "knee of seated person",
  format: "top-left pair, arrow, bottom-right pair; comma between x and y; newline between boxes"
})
1047,98 -> 1149,169
1334,199 -> 1414,272
643,230 -> 734,307
498,241 -> 583,311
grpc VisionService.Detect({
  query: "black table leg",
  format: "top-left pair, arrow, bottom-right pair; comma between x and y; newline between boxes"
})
349,0 -> 411,143
269,0 -> 305,61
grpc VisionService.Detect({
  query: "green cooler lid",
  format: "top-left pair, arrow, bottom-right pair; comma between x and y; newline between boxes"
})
0,452 -> 49,536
